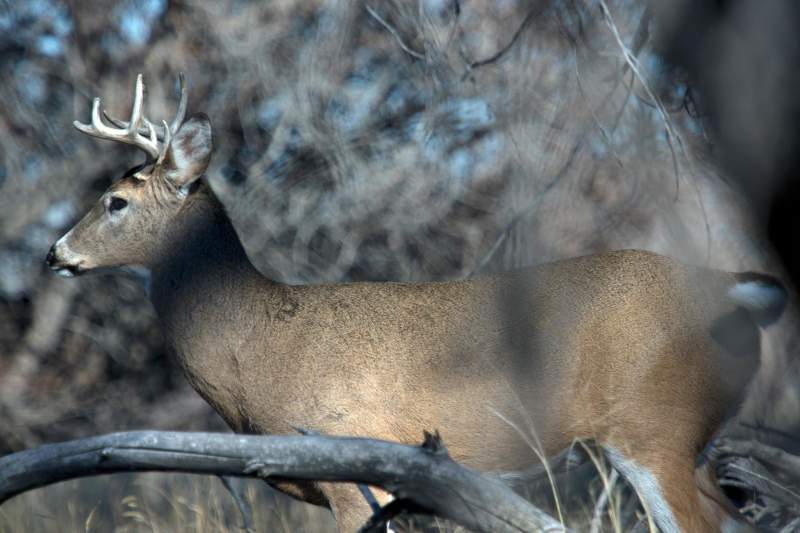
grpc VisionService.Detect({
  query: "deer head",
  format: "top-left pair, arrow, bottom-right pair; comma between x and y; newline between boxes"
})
47,74 -> 213,276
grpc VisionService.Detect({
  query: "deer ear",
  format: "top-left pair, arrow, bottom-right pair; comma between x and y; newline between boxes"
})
165,113 -> 213,188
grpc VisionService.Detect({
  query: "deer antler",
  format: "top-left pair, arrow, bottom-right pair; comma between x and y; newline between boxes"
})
73,73 -> 187,166
101,73 -> 187,140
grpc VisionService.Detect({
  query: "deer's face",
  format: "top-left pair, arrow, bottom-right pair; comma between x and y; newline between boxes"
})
47,112 -> 213,276
48,173 -> 174,275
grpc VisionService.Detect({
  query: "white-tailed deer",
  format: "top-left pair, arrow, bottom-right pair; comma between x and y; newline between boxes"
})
48,74 -> 787,532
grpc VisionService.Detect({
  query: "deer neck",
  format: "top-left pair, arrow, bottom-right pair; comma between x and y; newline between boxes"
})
148,183 -> 276,348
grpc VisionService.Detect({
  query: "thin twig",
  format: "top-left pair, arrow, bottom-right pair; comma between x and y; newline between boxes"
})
627,4 -> 652,70
465,7 -> 538,75
574,55 -> 624,167
365,4 -> 425,60
596,0 -> 682,193
725,463 -> 800,503
596,0 -> 712,265
468,139 -> 582,276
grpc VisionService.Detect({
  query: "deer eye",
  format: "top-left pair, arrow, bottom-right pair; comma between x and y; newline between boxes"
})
108,197 -> 128,212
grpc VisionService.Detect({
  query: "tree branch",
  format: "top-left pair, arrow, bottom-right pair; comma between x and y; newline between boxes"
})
0,430 -> 566,533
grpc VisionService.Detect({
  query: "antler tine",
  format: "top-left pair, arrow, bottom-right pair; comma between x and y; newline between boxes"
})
72,73 -> 166,161
170,72 -> 188,135
129,74 -> 145,131
103,110 -> 164,138
72,98 -> 104,137
90,96 -> 125,139
99,73 -> 187,138
156,119 -> 171,166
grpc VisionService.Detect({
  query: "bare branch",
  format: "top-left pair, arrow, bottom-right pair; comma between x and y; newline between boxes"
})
712,437 -> 800,528
715,437 -> 800,481
0,430 -> 567,533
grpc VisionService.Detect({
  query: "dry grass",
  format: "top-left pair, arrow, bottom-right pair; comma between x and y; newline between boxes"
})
0,473 -> 336,533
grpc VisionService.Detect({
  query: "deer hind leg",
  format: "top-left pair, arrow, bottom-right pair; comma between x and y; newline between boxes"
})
604,446 -> 754,533
604,446 -> 682,533
317,481 -> 393,533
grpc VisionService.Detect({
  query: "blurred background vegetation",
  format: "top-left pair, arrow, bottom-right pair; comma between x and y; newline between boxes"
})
2,0 -> 800,531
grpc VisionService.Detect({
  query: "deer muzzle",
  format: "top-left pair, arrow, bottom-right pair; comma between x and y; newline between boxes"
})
46,238 -> 86,277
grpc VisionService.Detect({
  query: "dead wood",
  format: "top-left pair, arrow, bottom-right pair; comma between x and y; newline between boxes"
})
0,430 -> 567,533
713,436 -> 800,529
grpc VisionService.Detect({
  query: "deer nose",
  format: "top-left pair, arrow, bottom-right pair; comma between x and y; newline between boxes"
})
46,245 -> 58,268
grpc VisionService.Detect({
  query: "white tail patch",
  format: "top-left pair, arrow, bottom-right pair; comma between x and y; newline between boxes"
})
728,281 -> 785,312
728,275 -> 787,325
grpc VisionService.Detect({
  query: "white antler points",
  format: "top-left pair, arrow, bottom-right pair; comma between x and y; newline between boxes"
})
73,73 -> 188,165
